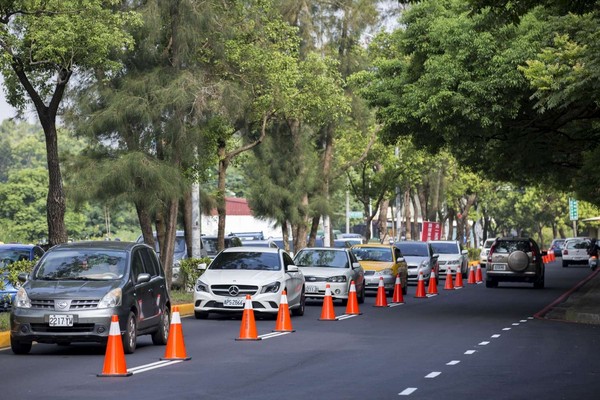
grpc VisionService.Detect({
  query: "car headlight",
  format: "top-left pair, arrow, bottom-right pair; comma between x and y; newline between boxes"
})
196,279 -> 208,293
261,281 -> 281,294
98,288 -> 122,309
374,268 -> 393,276
14,287 -> 31,309
326,275 -> 347,283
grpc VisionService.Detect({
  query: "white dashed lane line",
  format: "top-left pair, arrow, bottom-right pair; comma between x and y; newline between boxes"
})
398,316 -> 533,396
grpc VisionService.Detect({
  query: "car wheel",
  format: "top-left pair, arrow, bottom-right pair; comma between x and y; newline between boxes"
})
485,277 -> 498,288
291,289 -> 305,317
11,337 -> 32,355
122,311 -> 137,354
402,284 -> 407,295
562,260 -> 569,268
151,306 -> 170,345
358,283 -> 365,304
194,311 -> 209,319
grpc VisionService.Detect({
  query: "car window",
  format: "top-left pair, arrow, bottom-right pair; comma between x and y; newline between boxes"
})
0,249 -> 32,265
567,240 -> 589,250
209,251 -> 281,271
282,252 -> 295,270
140,248 -> 159,277
294,250 -> 349,268
494,240 -> 532,253
131,251 -> 145,282
397,243 -> 429,257
34,250 -> 127,280
351,247 -> 392,262
429,242 -> 459,254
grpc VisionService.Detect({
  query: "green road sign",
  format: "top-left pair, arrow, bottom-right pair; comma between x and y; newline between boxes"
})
569,198 -> 579,221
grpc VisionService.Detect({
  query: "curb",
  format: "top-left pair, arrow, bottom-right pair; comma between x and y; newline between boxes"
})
0,303 -> 195,351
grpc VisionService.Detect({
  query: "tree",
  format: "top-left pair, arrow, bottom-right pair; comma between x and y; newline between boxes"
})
0,1 -> 139,245
357,0 -> 600,206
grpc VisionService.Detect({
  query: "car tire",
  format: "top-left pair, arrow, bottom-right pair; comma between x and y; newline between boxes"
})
485,277 -> 498,288
11,337 -> 32,355
562,260 -> 569,268
151,306 -> 170,345
533,271 -> 545,289
358,284 -> 365,304
291,290 -> 305,317
194,311 -> 209,319
122,311 -> 137,354
508,251 -> 529,272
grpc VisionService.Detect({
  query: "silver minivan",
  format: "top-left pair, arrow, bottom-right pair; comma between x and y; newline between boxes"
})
10,241 -> 171,354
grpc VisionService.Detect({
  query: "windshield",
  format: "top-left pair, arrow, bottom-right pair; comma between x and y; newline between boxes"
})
209,251 -> 281,271
0,249 -> 31,266
396,243 -> 429,257
430,243 -> 459,254
34,250 -> 127,280
351,247 -> 392,262
294,250 -> 349,268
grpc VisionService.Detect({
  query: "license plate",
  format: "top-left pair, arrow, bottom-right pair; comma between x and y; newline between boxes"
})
49,314 -> 74,327
493,264 -> 507,271
306,285 -> 319,293
223,298 -> 245,307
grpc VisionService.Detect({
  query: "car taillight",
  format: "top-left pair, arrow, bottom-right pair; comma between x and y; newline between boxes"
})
531,247 -> 537,262
563,249 -> 569,255
487,244 -> 496,263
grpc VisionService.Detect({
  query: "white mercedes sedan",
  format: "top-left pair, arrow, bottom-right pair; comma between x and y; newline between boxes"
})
193,247 -> 305,319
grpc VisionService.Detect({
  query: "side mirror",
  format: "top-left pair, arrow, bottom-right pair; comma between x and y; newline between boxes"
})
352,262 -> 361,269
432,253 -> 439,259
286,265 -> 299,272
198,263 -> 207,270
397,257 -> 405,263
461,250 -> 468,255
136,273 -> 151,284
18,272 -> 29,283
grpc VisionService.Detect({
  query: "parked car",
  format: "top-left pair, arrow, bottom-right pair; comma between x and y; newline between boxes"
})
240,239 -> 279,248
394,241 -> 439,284
293,247 -> 365,304
428,240 -> 469,278
479,238 -> 496,268
193,247 -> 305,319
0,243 -> 46,312
549,238 -> 566,258
485,237 -> 545,289
202,235 -> 243,260
10,241 -> 171,354
136,230 -> 207,288
229,231 -> 265,241
350,244 -> 408,295
562,237 -> 591,268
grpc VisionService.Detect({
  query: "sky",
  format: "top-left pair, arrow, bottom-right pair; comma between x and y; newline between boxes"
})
0,78 -> 16,121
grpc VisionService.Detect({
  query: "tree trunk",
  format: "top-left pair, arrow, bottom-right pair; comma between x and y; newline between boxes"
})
378,199 -> 390,243
182,190 -> 193,258
136,201 -> 155,248
161,198 -> 179,289
217,146 -> 229,252
403,186 -> 412,240
282,221 -> 290,253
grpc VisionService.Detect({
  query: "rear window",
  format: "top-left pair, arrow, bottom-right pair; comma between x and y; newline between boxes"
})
294,250 -> 349,268
209,251 -> 281,271
351,247 -> 393,262
429,242 -> 459,254
566,240 -> 589,250
493,240 -> 532,253
396,243 -> 429,257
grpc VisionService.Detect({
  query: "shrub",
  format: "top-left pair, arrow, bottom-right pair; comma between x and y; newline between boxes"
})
0,259 -> 36,290
179,257 -> 211,291
467,247 -> 481,262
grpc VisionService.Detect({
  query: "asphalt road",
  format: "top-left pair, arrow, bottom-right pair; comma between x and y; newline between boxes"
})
1,260 -> 599,400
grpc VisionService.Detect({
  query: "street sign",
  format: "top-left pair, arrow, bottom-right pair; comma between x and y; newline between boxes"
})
569,198 -> 579,221
348,211 -> 363,219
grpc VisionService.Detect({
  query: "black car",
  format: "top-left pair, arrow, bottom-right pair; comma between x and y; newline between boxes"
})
485,237 -> 545,289
202,235 -> 243,259
10,241 -> 171,354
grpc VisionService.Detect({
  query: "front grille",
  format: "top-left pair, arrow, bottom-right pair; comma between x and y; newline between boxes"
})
211,284 -> 258,297
30,324 -> 96,333
304,276 -> 327,282
30,299 -> 101,310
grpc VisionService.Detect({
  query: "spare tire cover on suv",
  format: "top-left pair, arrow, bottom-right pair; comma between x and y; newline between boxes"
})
508,251 -> 529,272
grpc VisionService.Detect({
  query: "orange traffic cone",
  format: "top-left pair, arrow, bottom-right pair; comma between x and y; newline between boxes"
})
374,276 -> 389,307
468,265 -> 476,284
444,267 -> 455,290
427,271 -> 438,296
415,272 -> 426,298
162,306 -> 191,360
345,281 -> 362,315
274,290 -> 294,332
391,274 -> 405,304
319,284 -> 337,320
475,264 -> 483,284
237,295 -> 261,340
454,267 -> 464,289
98,315 -> 132,377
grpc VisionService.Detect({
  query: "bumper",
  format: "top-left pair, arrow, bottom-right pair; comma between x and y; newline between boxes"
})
486,270 -> 540,283
364,275 -> 395,291
304,282 -> 348,299
10,307 -> 125,344
193,292 -> 281,314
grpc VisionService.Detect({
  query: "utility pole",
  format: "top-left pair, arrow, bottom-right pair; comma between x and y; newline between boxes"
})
191,182 -> 202,258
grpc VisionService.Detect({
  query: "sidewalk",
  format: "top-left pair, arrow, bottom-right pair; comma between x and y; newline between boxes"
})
537,268 -> 600,325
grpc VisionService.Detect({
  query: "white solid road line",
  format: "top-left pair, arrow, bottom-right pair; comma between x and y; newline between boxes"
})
129,360 -> 183,375
399,388 -> 418,396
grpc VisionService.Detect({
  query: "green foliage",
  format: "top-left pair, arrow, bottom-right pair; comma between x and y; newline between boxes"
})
0,259 -> 36,289
178,257 -> 210,291
468,247 -> 480,262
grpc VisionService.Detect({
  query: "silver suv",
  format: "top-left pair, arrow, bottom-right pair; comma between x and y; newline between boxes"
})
486,237 -> 545,289
10,241 -> 171,354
